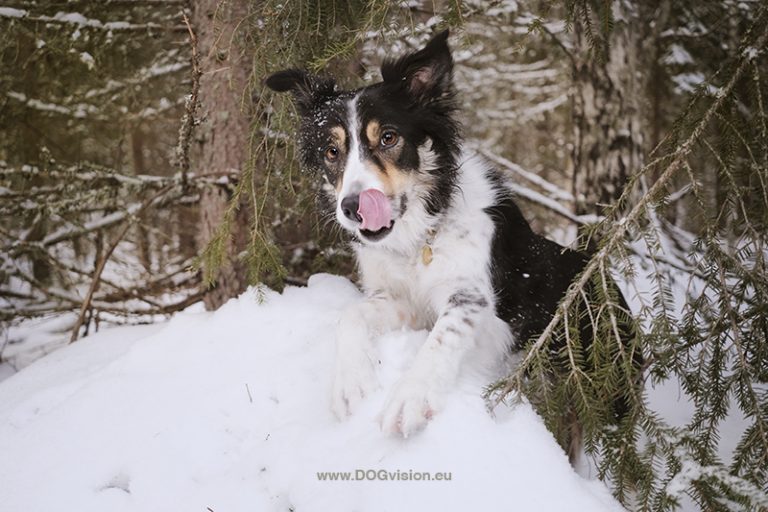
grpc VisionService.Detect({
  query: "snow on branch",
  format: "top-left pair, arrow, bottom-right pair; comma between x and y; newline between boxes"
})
465,146 -> 605,226
508,183 -> 598,225
67,183 -> 176,342
0,162 -> 235,190
470,94 -> 568,122
473,145 -> 574,202
0,7 -> 185,32
1,161 -> 238,254
5,91 -> 104,120
1,162 -> 173,188
4,90 -> 185,121
80,60 -> 189,102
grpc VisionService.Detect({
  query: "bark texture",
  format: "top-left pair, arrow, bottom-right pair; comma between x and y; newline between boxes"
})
192,0 -> 252,310
569,10 -> 644,217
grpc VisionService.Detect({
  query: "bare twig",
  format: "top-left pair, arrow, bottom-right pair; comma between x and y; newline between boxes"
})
69,185 -> 174,343
0,10 -> 185,32
473,146 -> 574,202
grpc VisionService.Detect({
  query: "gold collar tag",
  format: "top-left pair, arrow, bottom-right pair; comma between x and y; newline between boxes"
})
421,244 -> 433,265
421,228 -> 437,266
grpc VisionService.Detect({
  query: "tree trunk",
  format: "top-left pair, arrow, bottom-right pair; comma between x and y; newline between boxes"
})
192,0 -> 252,310
569,7 -> 644,217
130,128 -> 153,273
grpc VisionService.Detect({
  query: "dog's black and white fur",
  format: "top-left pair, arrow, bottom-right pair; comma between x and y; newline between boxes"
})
267,31 -> 629,438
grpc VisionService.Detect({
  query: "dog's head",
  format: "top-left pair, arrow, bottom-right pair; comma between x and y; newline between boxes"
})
266,30 -> 459,250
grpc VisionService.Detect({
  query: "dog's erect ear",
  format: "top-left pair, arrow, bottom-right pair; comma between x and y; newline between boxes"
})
381,29 -> 453,101
264,69 -> 336,113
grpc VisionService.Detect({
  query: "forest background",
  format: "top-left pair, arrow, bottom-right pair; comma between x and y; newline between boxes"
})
1,1 -> 767,509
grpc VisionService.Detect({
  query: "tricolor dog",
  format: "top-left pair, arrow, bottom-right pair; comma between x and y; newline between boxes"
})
266,30 -> 635,438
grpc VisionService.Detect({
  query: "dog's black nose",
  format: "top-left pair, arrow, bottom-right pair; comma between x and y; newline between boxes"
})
341,195 -> 362,222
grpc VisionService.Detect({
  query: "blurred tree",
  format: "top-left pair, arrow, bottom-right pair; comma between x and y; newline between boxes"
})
0,2 -> 210,331
567,1 -> 645,217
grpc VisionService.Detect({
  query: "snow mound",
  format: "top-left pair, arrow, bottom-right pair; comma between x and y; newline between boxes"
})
0,274 -> 620,511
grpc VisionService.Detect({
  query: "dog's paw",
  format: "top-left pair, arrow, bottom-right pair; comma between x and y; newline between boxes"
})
380,377 -> 440,438
331,353 -> 377,420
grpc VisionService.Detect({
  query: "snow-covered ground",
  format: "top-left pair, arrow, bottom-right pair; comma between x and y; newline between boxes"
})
0,274 -> 621,512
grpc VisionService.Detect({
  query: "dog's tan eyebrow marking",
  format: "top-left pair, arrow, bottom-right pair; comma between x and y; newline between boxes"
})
330,126 -> 346,147
365,120 -> 381,147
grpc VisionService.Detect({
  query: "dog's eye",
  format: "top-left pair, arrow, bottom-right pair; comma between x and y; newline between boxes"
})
324,146 -> 339,162
380,130 -> 399,148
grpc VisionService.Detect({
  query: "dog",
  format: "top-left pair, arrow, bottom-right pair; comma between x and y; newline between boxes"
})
266,30 -> 637,441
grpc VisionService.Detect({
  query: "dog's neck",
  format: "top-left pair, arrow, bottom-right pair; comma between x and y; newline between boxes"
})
354,185 -> 455,263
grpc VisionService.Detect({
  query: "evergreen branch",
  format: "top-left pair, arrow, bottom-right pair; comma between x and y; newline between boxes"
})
491,9 -> 768,405
717,263 -> 768,471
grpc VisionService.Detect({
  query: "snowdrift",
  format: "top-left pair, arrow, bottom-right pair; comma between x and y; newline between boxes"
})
0,274 -> 621,511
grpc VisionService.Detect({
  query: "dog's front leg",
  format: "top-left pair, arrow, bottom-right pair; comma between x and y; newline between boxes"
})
380,287 -> 493,437
332,292 -> 410,419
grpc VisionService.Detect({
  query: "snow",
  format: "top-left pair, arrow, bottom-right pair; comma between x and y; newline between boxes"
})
744,46 -> 761,61
616,234 -> 755,511
474,146 -> 574,202
0,7 -> 26,18
1,312 -> 80,372
79,51 -> 95,70
663,44 -> 693,66
51,12 -> 94,27
0,274 -> 621,512
8,11 -> 164,32
5,90 -> 100,119
671,72 -> 706,94
42,201 -> 145,246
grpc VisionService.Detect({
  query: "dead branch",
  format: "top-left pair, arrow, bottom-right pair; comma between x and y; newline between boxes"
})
69,185 -> 174,343
473,146 -> 574,202
176,12 -> 202,188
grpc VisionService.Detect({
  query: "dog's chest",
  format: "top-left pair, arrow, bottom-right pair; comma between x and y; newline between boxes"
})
357,244 -> 438,314
356,216 -> 496,319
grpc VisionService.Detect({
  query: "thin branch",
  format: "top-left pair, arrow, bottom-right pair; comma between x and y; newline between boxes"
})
535,18 -> 576,68
0,8 -> 185,32
508,182 -> 598,225
176,12 -> 202,188
69,185 -> 173,343
473,145 -> 575,202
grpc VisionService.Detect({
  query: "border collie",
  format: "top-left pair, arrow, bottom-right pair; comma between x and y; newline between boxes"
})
266,30 -> 634,440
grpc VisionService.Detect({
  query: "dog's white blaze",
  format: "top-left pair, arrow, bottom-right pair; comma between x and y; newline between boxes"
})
335,95 -> 387,230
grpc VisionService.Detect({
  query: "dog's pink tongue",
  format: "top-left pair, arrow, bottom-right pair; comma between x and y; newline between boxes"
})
358,189 -> 391,231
